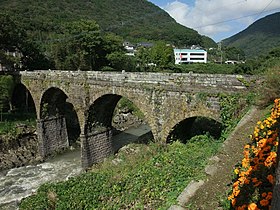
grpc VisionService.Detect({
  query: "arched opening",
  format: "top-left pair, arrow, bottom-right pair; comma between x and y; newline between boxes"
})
85,94 -> 153,153
40,87 -> 81,146
11,83 -> 36,113
167,116 -> 222,144
1,83 -> 37,125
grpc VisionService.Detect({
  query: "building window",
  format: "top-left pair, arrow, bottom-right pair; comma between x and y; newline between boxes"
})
190,57 -> 205,60
190,53 -> 205,56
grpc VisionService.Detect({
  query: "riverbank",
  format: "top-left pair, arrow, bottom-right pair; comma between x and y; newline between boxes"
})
0,124 -> 152,209
0,126 -> 41,171
0,148 -> 83,209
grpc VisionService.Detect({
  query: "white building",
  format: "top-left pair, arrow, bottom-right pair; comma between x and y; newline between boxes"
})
174,49 -> 207,64
123,42 -> 135,56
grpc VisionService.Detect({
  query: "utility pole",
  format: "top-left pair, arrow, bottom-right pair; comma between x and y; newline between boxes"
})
218,41 -> 222,64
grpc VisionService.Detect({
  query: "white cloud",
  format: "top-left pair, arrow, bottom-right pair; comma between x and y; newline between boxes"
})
164,0 -> 280,41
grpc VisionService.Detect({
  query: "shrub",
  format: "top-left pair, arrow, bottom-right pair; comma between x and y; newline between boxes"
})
258,65 -> 280,106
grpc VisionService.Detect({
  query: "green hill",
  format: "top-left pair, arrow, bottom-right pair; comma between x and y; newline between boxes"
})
0,0 -> 215,48
223,12 -> 280,58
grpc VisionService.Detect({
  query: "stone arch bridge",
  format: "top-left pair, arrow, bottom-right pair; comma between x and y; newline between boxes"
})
15,70 -> 255,168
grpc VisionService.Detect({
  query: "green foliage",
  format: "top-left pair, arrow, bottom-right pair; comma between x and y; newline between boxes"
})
20,138 -> 220,209
106,52 -> 136,71
0,112 -> 36,135
50,20 -> 131,71
233,47 -> 280,75
0,0 -> 211,61
223,46 -> 245,61
116,97 -> 145,119
201,35 -> 217,49
219,93 -> 254,137
133,41 -> 175,72
0,12 -> 54,70
149,41 -> 174,67
173,63 -> 236,74
51,20 -> 102,70
257,64 -> 280,106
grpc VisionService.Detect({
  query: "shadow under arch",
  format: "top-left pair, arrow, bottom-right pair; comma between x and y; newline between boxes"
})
167,116 -> 222,144
85,94 -> 154,152
40,87 -> 81,146
11,83 -> 36,113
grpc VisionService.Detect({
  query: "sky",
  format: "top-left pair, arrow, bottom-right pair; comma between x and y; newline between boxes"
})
148,0 -> 280,42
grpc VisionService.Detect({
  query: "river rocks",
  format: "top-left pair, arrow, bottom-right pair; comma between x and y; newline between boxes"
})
113,110 -> 143,131
0,128 -> 41,171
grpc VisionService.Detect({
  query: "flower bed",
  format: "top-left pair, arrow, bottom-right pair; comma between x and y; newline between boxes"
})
228,99 -> 280,209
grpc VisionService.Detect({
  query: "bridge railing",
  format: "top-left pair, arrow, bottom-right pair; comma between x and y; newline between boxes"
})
20,70 -> 258,92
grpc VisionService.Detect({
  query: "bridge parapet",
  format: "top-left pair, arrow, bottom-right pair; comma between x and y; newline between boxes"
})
20,70 -> 257,93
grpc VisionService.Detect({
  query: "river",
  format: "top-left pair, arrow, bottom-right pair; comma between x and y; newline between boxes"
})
0,124 -> 151,209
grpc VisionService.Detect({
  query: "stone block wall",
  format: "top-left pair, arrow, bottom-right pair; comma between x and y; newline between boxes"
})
37,116 -> 69,158
20,70 -> 257,94
81,128 -> 113,168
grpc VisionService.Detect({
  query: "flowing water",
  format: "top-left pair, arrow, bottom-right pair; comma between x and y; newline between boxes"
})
0,124 -> 151,209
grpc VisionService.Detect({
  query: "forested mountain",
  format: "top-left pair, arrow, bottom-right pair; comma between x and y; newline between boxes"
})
0,0 -> 215,48
223,12 -> 280,57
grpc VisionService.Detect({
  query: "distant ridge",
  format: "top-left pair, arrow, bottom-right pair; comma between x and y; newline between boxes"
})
223,12 -> 280,57
0,0 -> 216,48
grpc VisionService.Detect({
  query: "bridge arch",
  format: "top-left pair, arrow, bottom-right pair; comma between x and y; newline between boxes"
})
85,93 -> 154,133
81,93 -> 155,167
85,94 -> 121,134
37,87 -> 81,158
11,83 -> 36,113
161,100 -> 221,142
166,115 -> 222,143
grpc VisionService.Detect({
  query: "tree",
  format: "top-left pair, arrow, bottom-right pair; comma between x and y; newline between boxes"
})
135,46 -> 153,72
224,46 -> 245,61
150,41 -> 174,67
51,20 -> 102,70
0,13 -> 24,70
0,12 -> 53,70
106,52 -> 136,71
0,75 -> 15,113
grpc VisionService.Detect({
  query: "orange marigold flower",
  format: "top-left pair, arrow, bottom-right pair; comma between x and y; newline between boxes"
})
262,192 -> 267,197
244,144 -> 250,149
260,199 -> 269,206
248,203 -> 259,210
228,194 -> 234,200
254,181 -> 262,187
267,174 -> 275,184
231,198 -> 236,206
233,190 -> 240,196
237,205 -> 247,210
252,178 -> 258,183
233,181 -> 239,187
257,139 -> 267,148
266,192 -> 273,200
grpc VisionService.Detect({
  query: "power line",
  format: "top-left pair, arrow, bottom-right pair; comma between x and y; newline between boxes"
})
254,0 -> 275,20
189,0 -> 247,15
193,7 -> 280,30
